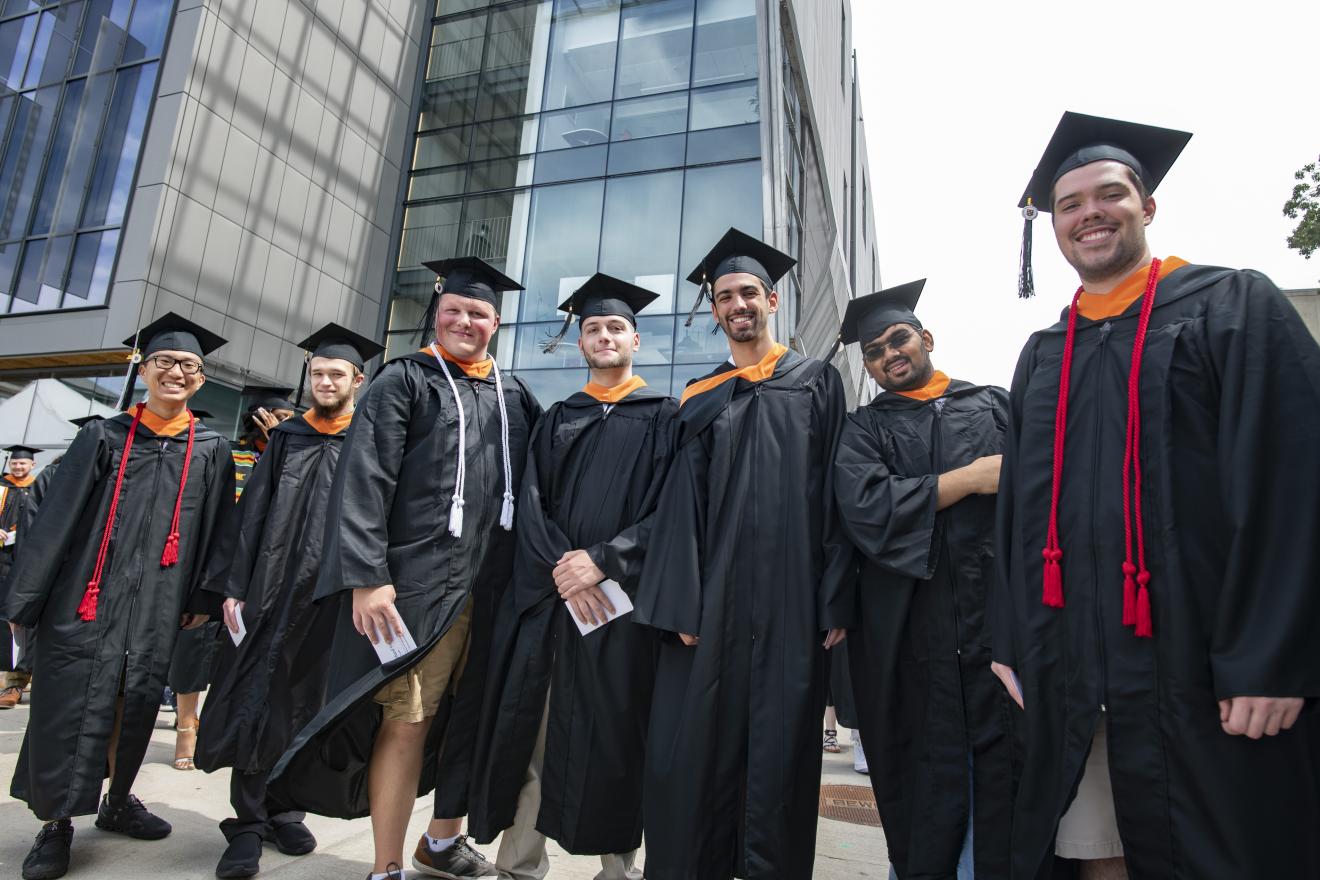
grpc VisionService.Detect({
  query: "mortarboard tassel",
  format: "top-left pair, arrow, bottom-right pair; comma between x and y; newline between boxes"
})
828,334 -> 843,361
293,352 -> 310,409
417,282 -> 442,346
539,305 -> 574,354
684,277 -> 712,328
115,340 -> 143,411
1018,199 -> 1037,299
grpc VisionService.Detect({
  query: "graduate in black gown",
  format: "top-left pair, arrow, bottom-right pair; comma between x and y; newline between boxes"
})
0,445 -> 40,708
466,275 -> 676,880
5,313 -> 234,880
634,229 -> 854,880
196,323 -> 384,878
992,112 -> 1320,878
833,281 -> 1017,879
270,257 -> 540,880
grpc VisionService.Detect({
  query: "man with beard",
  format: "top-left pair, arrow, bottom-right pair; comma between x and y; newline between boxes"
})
466,275 -> 676,880
0,445 -> 40,709
634,228 -> 853,880
5,313 -> 233,880
270,257 -> 540,880
833,281 -> 1015,879
196,323 -> 383,878
993,112 -> 1320,878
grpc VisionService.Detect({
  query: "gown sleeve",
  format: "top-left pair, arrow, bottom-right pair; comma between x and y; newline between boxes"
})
991,340 -> 1037,671
205,432 -> 283,601
184,436 -> 236,617
513,412 -> 574,601
1203,271 -> 1320,699
815,365 -> 858,631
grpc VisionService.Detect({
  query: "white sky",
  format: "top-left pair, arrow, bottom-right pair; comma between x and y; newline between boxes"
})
851,1 -> 1320,387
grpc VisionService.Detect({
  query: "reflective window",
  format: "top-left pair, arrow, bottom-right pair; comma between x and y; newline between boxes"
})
0,84 -> 61,241
673,311 -> 729,363
692,0 -> 757,87
600,170 -> 682,310
542,0 -> 619,110
689,79 -> 758,130
614,0 -> 692,100
63,228 -> 117,304
122,0 -> 169,63
0,12 -> 38,89
81,60 -> 156,227
476,3 -> 540,121
532,143 -> 605,184
29,76 -> 84,234
606,132 -> 684,175
678,160 -> 762,281
685,121 -> 758,165
539,103 -> 610,151
611,91 -> 686,140
521,179 -> 604,321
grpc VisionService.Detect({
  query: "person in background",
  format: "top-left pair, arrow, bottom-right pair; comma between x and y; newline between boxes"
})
0,445 -> 40,710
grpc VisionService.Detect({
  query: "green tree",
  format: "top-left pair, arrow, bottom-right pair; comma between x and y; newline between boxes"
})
1283,157 -> 1320,271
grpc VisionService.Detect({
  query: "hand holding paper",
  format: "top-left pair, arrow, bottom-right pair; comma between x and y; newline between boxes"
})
566,579 -> 633,636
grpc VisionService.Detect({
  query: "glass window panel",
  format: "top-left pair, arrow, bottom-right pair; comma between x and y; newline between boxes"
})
419,74 -> 479,130
614,0 -> 692,100
611,91 -> 686,141
459,190 -> 519,270
2,1 -> 40,17
466,154 -> 527,192
634,364 -> 671,394
408,166 -> 467,201
532,143 -> 605,185
470,115 -> 530,161
673,312 -> 731,364
689,80 -> 758,130
692,0 -> 757,87
672,359 -> 717,393
606,132 -> 684,175
630,314 -> 675,364
677,159 -> 761,290
0,239 -> 20,312
63,228 -> 117,305
398,199 -> 463,269
436,0 -> 488,15
515,318 -> 578,369
10,236 -> 64,310
475,2 -> 538,121
72,0 -> 132,77
18,8 -> 50,87
0,13 -> 38,92
415,126 -> 473,170
427,15 -> 486,81
81,61 -> 154,227
515,366 -> 590,405
542,0 -> 619,111
684,121 -> 758,165
122,0 -> 170,62
387,271 -> 431,336
25,2 -> 79,87
29,77 -> 85,235
539,103 -> 609,151
600,170 -> 681,312
0,84 -> 61,241
521,179 -> 604,321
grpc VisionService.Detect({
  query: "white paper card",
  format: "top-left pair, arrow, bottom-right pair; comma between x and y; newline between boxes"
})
1,529 -> 15,548
566,579 -> 634,637
371,619 -> 419,663
228,608 -> 247,646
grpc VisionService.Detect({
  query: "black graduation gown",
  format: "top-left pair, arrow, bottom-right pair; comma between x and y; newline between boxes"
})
993,264 -> 1320,878
195,416 -> 348,774
835,380 -> 1018,880
2,413 -> 233,820
0,475 -> 36,669
467,384 -> 677,854
268,352 -> 540,819
634,349 -> 854,880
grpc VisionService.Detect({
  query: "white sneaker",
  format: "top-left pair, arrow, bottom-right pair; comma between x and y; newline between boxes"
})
853,738 -> 868,774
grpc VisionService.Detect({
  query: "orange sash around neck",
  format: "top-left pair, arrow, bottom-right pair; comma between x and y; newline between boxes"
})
136,406 -> 194,437
1077,256 -> 1188,321
893,370 -> 951,401
680,343 -> 788,407
583,375 -> 647,403
302,409 -> 354,435
424,344 -> 493,379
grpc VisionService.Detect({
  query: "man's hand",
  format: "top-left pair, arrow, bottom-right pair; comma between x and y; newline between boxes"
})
567,584 -> 617,627
353,584 -> 404,645
180,613 -> 210,630
678,633 -> 699,647
991,661 -> 1024,710
823,628 -> 847,650
252,407 -> 281,441
222,598 -> 245,635
1219,696 -> 1304,739
968,455 -> 1002,495
554,549 -> 607,597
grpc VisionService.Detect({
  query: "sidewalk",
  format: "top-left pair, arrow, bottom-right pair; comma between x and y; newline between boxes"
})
0,704 -> 889,878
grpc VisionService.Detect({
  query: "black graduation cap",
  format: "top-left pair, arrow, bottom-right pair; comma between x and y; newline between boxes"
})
4,445 -> 40,460
683,228 -> 797,327
242,384 -> 297,412
116,311 -> 227,410
418,257 -> 523,343
68,416 -> 104,428
293,322 -> 386,406
839,279 -> 927,347
541,273 -> 659,354
1016,112 -> 1191,298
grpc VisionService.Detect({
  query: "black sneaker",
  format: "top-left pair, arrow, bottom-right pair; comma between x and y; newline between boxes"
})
216,831 -> 262,879
411,834 -> 498,878
94,793 -> 172,840
265,819 -> 316,855
22,819 -> 73,880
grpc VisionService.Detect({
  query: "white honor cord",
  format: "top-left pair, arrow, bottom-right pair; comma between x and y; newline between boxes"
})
432,344 -> 467,538
491,360 -> 515,530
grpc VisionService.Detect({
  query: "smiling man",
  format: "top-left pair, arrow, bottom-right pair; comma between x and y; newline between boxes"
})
634,228 -> 854,880
4,313 -> 234,880
832,281 -> 1016,880
993,113 -> 1320,878
465,274 -> 676,880
269,258 -> 541,880
0,444 -> 40,709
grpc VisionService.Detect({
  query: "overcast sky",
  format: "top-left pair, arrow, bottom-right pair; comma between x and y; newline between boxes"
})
850,1 -> 1320,387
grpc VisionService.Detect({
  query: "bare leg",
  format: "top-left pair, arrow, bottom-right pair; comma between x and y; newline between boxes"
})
369,717 -> 432,873
824,705 -> 837,730
174,691 -> 200,770
1079,858 -> 1128,880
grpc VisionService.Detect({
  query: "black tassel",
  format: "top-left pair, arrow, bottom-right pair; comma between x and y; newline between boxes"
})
294,353 -> 309,409
1018,199 -> 1037,299
115,333 -> 142,411
827,335 -> 843,361
540,306 -> 574,354
417,282 -> 441,346
684,278 -> 712,328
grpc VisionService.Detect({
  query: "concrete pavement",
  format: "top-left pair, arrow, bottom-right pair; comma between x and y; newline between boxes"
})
0,701 -> 889,878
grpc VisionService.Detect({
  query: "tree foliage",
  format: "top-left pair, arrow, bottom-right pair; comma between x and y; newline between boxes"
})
1283,157 -> 1320,263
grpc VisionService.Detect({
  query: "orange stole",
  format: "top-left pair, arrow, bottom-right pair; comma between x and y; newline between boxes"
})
679,343 -> 789,406
1076,256 -> 1189,321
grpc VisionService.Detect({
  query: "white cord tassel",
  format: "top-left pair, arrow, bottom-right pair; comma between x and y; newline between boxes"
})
492,360 -> 515,531
433,344 -> 467,538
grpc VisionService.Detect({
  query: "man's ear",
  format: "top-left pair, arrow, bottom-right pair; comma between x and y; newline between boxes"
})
1143,195 -> 1157,226
767,287 -> 779,314
922,329 -> 934,352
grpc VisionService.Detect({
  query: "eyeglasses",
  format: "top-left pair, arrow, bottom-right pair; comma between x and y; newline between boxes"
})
145,355 -> 204,375
862,328 -> 916,362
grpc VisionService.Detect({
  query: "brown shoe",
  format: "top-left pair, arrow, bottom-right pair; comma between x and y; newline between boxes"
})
0,686 -> 22,709
411,835 -> 497,878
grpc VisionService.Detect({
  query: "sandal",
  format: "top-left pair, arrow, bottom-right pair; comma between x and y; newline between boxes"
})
173,722 -> 197,771
823,729 -> 840,753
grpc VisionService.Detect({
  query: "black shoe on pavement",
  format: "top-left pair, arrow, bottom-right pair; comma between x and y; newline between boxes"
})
411,834 -> 498,878
216,831 -> 263,879
22,819 -> 73,880
94,793 -> 172,840
265,820 -> 316,855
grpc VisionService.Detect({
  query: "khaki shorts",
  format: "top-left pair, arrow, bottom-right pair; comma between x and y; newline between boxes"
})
373,599 -> 473,724
1056,715 -> 1125,859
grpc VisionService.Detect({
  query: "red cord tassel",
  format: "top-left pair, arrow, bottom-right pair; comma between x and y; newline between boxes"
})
1042,548 -> 1065,607
77,580 -> 101,621
1121,562 -> 1137,626
77,404 -> 145,622
1134,571 -> 1153,638
158,413 -> 196,569
160,532 -> 180,567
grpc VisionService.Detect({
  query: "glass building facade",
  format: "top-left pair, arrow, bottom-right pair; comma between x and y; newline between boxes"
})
386,0 -> 765,401
0,0 -> 173,315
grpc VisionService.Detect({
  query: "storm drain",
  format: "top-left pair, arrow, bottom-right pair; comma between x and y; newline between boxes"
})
818,784 -> 882,827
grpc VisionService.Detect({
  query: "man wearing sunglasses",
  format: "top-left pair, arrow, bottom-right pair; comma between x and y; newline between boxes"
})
833,281 -> 1014,880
